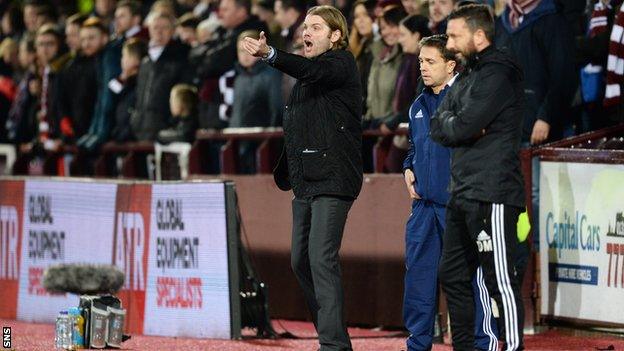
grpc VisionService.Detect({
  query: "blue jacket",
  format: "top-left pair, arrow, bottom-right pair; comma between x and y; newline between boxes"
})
495,0 -> 577,142
403,85 -> 451,206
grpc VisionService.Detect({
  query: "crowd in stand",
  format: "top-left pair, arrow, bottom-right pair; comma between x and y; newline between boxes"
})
0,0 -> 621,175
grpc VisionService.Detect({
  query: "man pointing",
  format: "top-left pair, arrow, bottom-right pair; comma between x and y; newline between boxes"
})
243,6 -> 362,351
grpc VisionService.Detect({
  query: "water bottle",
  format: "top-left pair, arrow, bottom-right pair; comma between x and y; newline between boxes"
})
55,310 -> 72,350
68,307 -> 85,349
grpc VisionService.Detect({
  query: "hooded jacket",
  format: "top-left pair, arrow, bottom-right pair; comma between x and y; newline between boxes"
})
430,46 -> 526,208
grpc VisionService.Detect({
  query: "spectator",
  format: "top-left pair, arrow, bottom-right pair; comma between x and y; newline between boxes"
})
131,11 -> 190,141
274,0 -> 306,52
230,30 -> 282,173
495,0 -> 577,145
23,1 -> 44,34
231,30 -> 282,129
29,24 -> 69,153
113,0 -> 148,40
56,17 -> 109,144
6,35 -> 38,145
1,4 -> 25,40
78,0 -> 148,151
193,0 -> 219,20
157,83 -> 199,143
364,6 -> 406,126
34,4 -> 58,30
176,0 -> 200,15
64,14 -> 88,56
191,0 -> 266,129
109,38 -> 146,142
428,0 -> 455,33
402,0 -> 423,15
196,16 -> 220,43
252,0 -> 283,49
273,0 -> 305,104
94,0 -> 118,31
380,14 -> 431,132
349,0 -> 376,114
0,38 -> 18,140
0,38 -> 18,78
150,0 -> 178,17
176,12 -> 200,46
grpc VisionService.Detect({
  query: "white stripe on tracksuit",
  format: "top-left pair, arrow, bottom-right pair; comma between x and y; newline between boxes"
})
491,204 -> 520,351
476,267 -> 498,351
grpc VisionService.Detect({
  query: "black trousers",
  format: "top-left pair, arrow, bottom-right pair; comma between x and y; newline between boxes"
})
291,195 -> 353,351
439,197 -> 524,351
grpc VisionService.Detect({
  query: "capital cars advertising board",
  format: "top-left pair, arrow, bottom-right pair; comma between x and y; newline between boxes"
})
540,162 -> 624,324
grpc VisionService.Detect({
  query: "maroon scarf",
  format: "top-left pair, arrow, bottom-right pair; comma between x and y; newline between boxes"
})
605,3 -> 624,107
507,0 -> 542,29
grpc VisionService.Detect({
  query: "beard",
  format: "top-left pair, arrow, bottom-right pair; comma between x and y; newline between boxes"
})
451,40 -> 478,66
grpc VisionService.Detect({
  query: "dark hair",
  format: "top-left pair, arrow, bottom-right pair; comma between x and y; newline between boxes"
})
36,4 -> 58,23
122,37 -> 147,59
82,16 -> 109,34
400,14 -> 431,36
177,13 -> 200,28
23,0 -> 46,8
232,0 -> 252,14
3,4 -> 25,35
419,34 -> 455,61
456,0 -> 477,7
117,0 -> 142,17
20,34 -> 36,53
447,4 -> 494,42
256,0 -> 275,12
351,0 -> 375,19
66,13 -> 88,27
381,6 -> 407,27
277,0 -> 306,13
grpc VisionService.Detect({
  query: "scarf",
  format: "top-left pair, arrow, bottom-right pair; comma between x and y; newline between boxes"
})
507,0 -> 542,29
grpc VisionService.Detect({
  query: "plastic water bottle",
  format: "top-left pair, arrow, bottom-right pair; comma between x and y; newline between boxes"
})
68,307 -> 85,349
55,310 -> 72,350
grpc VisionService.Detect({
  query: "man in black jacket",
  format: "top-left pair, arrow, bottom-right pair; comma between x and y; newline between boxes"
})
243,6 -> 362,351
130,11 -> 190,141
430,5 -> 525,351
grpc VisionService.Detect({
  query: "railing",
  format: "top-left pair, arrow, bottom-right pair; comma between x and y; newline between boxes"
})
8,126 -> 411,179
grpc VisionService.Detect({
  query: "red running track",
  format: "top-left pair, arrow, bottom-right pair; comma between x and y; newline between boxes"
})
2,318 -> 623,350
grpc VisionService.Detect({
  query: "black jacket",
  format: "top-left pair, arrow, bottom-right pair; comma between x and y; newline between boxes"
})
110,75 -> 137,143
157,114 -> 198,144
57,53 -> 100,141
271,49 -> 363,199
430,46 -> 525,208
192,16 -> 267,81
131,40 -> 191,141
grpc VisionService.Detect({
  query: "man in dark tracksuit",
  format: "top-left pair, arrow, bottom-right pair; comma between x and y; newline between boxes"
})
243,6 -> 362,351
403,35 -> 497,351
430,5 -> 525,351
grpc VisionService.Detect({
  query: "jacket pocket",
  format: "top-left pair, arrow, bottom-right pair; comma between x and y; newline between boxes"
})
301,148 -> 330,181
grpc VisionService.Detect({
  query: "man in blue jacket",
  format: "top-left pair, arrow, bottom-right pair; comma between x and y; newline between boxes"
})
403,34 -> 498,351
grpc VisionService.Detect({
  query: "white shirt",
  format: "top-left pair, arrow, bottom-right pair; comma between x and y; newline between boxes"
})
148,45 -> 165,62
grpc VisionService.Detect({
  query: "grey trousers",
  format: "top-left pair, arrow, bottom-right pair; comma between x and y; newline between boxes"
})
291,195 -> 354,351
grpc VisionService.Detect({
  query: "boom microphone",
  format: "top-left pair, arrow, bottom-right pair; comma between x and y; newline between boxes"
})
43,264 -> 125,295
